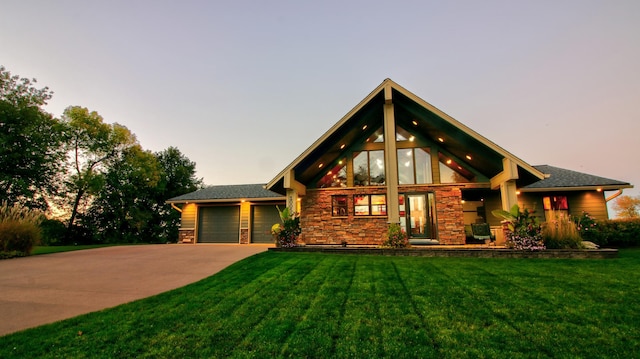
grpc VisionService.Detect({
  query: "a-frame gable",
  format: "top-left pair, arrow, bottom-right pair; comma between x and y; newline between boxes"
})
267,79 -> 544,193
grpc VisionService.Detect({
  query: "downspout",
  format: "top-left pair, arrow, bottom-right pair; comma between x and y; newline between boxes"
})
170,203 -> 183,213
606,189 -> 623,202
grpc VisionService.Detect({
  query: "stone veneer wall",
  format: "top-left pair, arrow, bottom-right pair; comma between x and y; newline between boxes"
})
300,185 -> 466,245
240,228 -> 249,244
179,229 -> 195,243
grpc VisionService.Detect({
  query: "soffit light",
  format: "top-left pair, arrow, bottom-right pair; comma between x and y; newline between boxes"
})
412,120 -> 418,126
466,155 -> 472,160
318,163 -> 324,168
438,137 -> 444,143
362,125 -> 368,130
409,136 -> 415,142
340,144 -> 346,149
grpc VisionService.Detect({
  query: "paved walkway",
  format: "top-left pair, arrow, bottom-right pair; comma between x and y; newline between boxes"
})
0,244 -> 271,336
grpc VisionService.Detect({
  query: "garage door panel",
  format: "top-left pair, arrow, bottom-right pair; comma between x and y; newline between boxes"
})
198,206 -> 240,243
252,205 -> 282,243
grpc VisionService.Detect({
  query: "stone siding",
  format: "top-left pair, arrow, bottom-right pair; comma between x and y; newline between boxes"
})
179,229 -> 195,244
300,185 -> 466,245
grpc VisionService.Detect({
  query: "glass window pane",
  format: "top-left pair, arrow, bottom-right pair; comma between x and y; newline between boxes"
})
415,148 -> 432,184
354,195 -> 369,206
371,195 -> 387,216
353,151 -> 369,186
369,150 -> 385,185
397,149 -> 415,184
316,159 -> 347,188
332,195 -> 348,216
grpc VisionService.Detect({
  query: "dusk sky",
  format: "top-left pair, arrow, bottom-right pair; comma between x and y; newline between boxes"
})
3,1 -> 639,212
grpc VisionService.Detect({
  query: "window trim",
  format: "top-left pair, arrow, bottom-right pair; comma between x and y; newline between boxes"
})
331,195 -> 349,217
353,194 -> 387,216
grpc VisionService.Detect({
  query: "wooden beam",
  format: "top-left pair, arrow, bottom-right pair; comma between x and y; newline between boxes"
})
283,170 -> 306,196
490,158 -> 518,189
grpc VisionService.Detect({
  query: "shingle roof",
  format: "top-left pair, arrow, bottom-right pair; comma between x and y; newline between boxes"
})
523,165 -> 631,190
167,184 -> 284,203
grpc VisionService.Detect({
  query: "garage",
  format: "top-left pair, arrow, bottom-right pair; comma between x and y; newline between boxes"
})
251,205 -> 282,243
197,206 -> 240,243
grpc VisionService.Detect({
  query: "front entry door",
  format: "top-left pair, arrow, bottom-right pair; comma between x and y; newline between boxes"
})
400,193 -> 437,240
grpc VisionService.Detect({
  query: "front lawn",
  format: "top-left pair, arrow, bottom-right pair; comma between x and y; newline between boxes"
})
1,249 -> 639,358
31,244 -> 119,256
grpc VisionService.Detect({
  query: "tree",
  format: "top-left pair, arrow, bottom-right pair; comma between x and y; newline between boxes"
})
83,145 -> 162,243
84,146 -> 201,243
60,106 -> 137,236
613,195 -> 640,218
0,66 -> 66,209
153,147 -> 202,241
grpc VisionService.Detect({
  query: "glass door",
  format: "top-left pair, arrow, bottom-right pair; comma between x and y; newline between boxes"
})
400,193 -> 437,240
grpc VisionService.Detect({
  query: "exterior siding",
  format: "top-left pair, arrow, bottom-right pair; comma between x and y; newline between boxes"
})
300,185 -> 465,245
181,203 -> 197,229
567,191 -> 608,220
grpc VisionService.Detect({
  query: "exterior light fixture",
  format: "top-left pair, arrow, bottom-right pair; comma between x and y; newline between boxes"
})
597,188 -> 602,192
516,191 -> 521,195
340,144 -> 346,149
446,159 -> 452,165
438,137 -> 444,142
466,155 -> 472,160
362,125 -> 368,130
409,136 -> 415,142
412,120 -> 418,126
318,163 -> 324,168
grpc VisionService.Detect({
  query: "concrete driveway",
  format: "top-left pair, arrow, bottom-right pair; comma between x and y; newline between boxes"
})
0,244 -> 271,336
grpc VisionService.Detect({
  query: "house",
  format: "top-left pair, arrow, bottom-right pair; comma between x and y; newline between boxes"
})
167,79 -> 632,245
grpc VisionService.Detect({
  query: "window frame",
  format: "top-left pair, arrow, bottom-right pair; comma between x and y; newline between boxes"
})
331,195 -> 349,217
353,194 -> 387,216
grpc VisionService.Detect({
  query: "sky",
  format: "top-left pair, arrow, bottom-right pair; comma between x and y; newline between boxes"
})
2,0 -> 639,214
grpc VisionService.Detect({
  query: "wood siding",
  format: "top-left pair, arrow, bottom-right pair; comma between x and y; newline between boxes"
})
181,203 -> 197,229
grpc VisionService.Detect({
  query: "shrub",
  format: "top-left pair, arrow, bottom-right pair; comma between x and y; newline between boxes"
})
0,201 -> 44,256
542,211 -> 584,249
40,218 -> 68,246
588,218 -> 640,248
0,220 -> 42,254
271,206 -> 301,248
492,205 -> 545,251
382,223 -> 410,248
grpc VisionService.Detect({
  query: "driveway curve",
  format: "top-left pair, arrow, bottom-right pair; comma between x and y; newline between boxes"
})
0,244 -> 271,336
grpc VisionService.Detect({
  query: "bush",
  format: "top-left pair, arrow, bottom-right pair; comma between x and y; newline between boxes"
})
543,211 -> 584,249
40,218 -> 68,246
492,205 -> 545,251
0,201 -> 44,256
382,223 -> 410,248
587,218 -> 640,248
271,206 -> 301,248
0,220 -> 41,254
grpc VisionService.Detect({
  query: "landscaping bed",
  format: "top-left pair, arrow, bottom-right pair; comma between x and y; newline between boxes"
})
270,245 -> 619,259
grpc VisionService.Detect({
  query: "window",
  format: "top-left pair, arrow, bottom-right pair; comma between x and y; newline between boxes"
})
354,194 -> 386,216
316,159 -> 347,188
332,195 -> 348,216
543,196 -> 568,210
353,150 -> 385,186
438,153 -> 474,183
397,148 -> 433,184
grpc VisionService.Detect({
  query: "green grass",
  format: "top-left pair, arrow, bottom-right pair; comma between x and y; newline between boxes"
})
31,244 -> 119,255
1,250 -> 639,358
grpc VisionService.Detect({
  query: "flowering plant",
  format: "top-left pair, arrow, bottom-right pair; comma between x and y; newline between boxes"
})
382,223 -> 410,248
492,204 -> 545,251
271,206 -> 301,248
